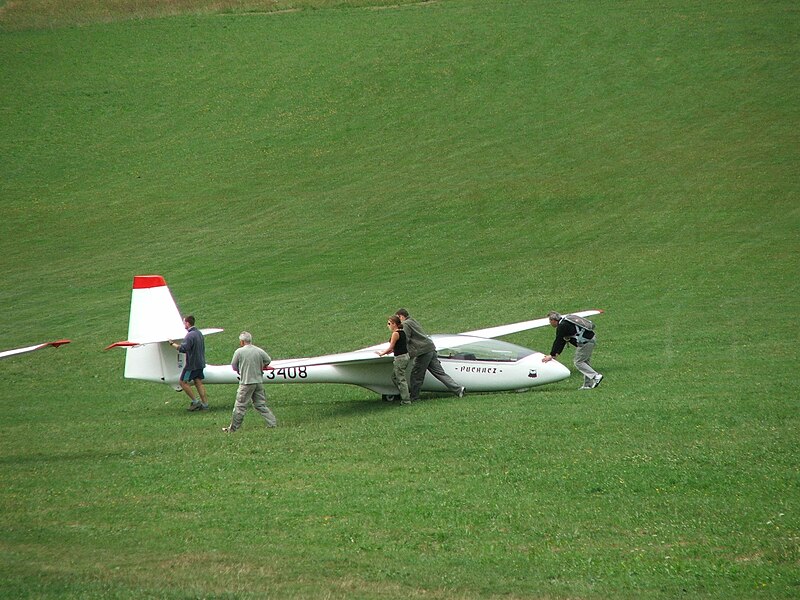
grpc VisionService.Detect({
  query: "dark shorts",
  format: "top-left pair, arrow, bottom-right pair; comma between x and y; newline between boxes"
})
181,368 -> 205,382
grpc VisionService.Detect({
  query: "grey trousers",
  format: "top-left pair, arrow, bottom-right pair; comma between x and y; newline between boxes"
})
230,383 -> 277,430
392,354 -> 411,401
409,350 -> 461,399
574,340 -> 599,385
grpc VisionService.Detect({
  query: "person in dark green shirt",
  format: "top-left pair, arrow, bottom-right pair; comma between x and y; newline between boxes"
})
396,309 -> 465,402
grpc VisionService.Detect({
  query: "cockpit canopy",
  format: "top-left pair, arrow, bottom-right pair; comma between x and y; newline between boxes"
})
433,336 -> 536,363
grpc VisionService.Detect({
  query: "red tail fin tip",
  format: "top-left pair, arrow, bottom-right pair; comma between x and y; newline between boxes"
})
133,275 -> 167,289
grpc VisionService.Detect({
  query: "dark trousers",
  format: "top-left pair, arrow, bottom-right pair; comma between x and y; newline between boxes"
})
409,350 -> 462,399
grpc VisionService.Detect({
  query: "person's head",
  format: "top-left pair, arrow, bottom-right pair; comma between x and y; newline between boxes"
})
395,308 -> 409,321
387,315 -> 402,330
239,331 -> 253,346
547,311 -> 561,328
183,315 -> 195,329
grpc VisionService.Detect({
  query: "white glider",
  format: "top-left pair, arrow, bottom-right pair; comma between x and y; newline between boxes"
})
107,275 -> 603,396
0,339 -> 71,359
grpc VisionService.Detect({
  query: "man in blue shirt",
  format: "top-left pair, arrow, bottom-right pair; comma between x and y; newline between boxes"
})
168,315 -> 209,411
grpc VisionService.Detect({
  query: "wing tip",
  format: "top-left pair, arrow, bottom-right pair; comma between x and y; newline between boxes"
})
104,341 -> 137,351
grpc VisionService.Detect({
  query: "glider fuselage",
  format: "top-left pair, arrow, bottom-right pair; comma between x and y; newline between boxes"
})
173,336 -> 568,395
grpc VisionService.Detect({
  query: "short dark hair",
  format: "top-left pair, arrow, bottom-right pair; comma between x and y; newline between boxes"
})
184,315 -> 195,326
395,308 -> 409,318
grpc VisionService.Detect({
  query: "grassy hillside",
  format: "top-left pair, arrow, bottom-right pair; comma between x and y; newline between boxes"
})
1,1 -> 798,598
0,0 -> 429,31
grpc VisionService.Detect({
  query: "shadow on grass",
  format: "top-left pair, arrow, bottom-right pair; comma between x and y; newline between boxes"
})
308,389 -> 548,419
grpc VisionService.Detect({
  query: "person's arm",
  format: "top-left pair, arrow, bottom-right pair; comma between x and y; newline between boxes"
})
377,331 -> 399,356
231,349 -> 240,373
542,323 -> 569,362
178,332 -> 193,354
549,335 -> 567,358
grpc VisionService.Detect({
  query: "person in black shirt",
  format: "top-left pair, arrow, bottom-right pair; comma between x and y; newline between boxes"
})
542,311 -> 603,389
377,315 -> 411,404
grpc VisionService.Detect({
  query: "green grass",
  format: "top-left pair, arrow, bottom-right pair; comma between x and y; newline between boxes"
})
0,0 -> 429,31
1,0 -> 798,598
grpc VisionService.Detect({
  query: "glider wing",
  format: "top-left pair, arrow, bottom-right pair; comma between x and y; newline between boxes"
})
271,310 -> 604,368
0,339 -> 71,359
461,309 -> 604,338
271,348 -> 392,369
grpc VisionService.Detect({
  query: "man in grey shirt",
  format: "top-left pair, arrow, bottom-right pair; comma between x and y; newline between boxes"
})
223,332 -> 277,433
396,309 -> 465,402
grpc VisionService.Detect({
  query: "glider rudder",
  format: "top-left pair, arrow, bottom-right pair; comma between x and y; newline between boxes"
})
123,275 -> 184,385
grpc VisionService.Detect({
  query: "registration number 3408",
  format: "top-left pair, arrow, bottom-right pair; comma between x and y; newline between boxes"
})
265,366 -> 308,380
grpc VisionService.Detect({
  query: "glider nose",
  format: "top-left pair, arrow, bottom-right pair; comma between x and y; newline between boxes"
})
531,354 -> 570,384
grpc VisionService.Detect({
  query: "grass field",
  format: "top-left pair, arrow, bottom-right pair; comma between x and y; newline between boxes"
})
1,0 -> 798,598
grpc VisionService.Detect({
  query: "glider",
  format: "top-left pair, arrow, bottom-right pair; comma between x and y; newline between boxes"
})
107,275 -> 603,396
0,339 -> 71,360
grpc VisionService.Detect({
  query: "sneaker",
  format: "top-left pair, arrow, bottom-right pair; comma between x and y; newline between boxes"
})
457,386 -> 466,398
198,403 -> 209,411
187,400 -> 202,411
222,426 -> 234,433
591,374 -> 604,388
400,400 -> 412,405
579,384 -> 593,390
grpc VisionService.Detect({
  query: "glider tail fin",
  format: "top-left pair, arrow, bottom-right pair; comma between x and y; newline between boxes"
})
122,275 -> 185,385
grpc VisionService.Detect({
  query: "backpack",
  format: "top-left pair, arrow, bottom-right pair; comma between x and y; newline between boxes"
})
563,314 -> 595,331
